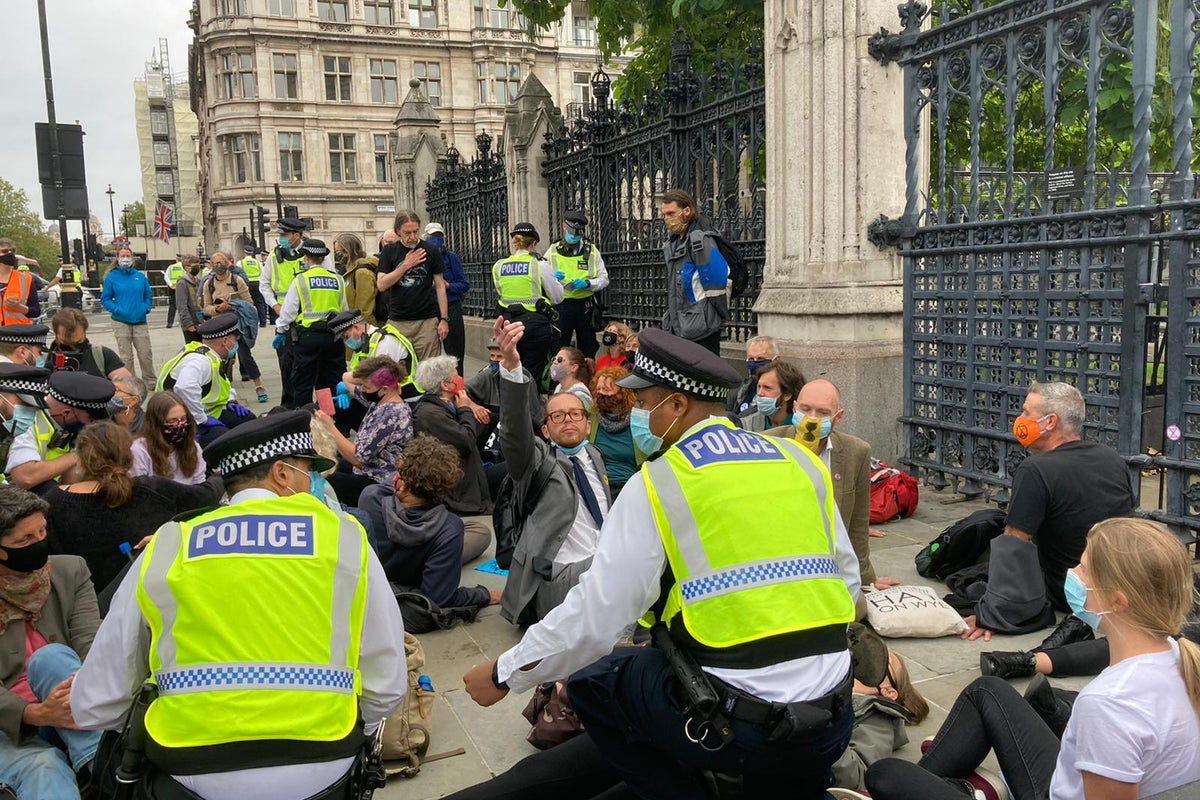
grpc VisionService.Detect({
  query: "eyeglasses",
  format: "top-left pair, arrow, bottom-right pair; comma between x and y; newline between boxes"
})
546,408 -> 586,424
553,356 -> 567,364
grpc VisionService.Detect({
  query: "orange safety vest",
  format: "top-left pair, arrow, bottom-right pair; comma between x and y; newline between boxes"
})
0,271 -> 35,325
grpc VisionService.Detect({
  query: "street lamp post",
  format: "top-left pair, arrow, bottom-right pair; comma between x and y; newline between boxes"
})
105,184 -> 116,241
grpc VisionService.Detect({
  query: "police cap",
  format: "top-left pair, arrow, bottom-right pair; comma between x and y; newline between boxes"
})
297,239 -> 330,258
616,328 -> 740,403
47,371 -> 116,418
564,210 -> 587,231
0,364 -> 49,407
0,324 -> 49,348
277,217 -> 308,233
242,244 -> 256,254
510,222 -> 539,241
204,409 -> 335,477
199,314 -> 240,340
328,310 -> 365,337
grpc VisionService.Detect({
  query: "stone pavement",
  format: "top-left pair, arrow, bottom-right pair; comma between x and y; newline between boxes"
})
79,306 -> 1090,799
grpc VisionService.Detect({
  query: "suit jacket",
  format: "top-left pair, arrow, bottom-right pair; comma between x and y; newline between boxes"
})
0,555 -> 100,744
498,371 -> 611,624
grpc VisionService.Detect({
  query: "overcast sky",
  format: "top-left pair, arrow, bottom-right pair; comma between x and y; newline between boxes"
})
2,0 -> 194,238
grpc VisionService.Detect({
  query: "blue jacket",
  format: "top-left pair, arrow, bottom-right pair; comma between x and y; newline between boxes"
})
439,245 -> 471,304
101,267 -> 153,324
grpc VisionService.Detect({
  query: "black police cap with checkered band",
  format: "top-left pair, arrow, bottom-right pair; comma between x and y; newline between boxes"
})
298,239 -> 330,258
277,217 -> 308,233
328,310 -> 365,337
203,409 -> 335,478
47,371 -> 115,416
616,328 -> 741,403
0,364 -> 49,403
199,313 -> 240,340
0,325 -> 49,347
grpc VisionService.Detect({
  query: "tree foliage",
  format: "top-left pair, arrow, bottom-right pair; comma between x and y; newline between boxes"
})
120,201 -> 146,238
0,177 -> 61,277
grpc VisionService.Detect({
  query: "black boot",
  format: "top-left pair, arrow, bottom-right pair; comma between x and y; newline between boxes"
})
979,650 -> 1036,680
1023,674 -> 1074,738
1034,613 -> 1094,652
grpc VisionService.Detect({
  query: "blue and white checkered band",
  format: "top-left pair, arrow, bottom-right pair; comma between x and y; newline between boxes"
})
154,663 -> 356,695
216,431 -> 314,476
680,556 -> 841,603
0,379 -> 46,396
201,322 -> 239,339
331,313 -> 365,335
47,387 -> 109,411
633,352 -> 729,402
0,333 -> 46,345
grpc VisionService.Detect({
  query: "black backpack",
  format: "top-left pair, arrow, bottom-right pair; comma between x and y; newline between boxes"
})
914,508 -> 1006,581
707,230 -> 750,301
393,589 -> 481,634
493,452 -> 559,571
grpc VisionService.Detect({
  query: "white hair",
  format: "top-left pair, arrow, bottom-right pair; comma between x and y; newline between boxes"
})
1028,381 -> 1085,435
415,355 -> 458,392
746,335 -> 778,357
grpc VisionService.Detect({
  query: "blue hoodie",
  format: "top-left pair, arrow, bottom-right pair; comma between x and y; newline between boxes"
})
101,266 -> 154,324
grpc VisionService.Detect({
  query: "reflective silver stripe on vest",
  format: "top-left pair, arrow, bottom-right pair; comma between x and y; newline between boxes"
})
774,438 -> 838,556
142,521 -> 185,669
154,662 -> 356,696
329,513 -> 364,665
643,457 -> 711,574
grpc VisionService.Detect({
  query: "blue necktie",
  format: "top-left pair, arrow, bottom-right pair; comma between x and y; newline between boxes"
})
570,455 -> 604,527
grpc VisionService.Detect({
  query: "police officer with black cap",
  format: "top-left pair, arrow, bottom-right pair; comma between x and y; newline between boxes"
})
0,324 -> 50,367
262,217 -> 308,406
491,223 -> 563,386
0,364 -> 49,480
465,324 -> 862,799
70,409 -> 406,800
274,239 -> 348,408
548,211 -> 609,358
7,371 -> 116,490
156,314 -> 255,446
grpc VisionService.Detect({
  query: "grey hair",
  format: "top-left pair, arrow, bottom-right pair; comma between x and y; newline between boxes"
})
1028,381 -> 1085,435
113,373 -> 148,403
415,355 -> 458,393
746,335 -> 778,357
392,210 -> 421,230
0,485 -> 49,540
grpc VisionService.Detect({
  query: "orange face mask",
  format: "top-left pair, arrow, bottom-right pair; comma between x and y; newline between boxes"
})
1013,414 -> 1050,448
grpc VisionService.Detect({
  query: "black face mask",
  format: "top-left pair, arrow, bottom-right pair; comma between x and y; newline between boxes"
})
602,332 -> 618,347
0,252 -> 16,267
0,540 -> 49,573
362,389 -> 383,403
625,350 -> 637,364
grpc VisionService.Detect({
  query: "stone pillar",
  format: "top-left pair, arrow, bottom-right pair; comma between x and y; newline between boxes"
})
756,0 -> 908,462
503,73 -> 563,229
392,79 -> 445,220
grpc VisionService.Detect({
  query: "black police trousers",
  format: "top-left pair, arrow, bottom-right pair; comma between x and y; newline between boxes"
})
555,298 -> 598,358
290,329 -> 344,409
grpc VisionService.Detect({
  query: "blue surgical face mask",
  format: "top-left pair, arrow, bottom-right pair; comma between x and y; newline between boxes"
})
278,237 -> 291,250
34,354 -> 47,369
117,258 -> 134,269
1064,568 -> 1110,632
564,231 -> 582,246
554,440 -> 586,456
746,359 -> 771,374
227,341 -> 239,360
345,337 -> 363,351
755,395 -> 780,417
629,394 -> 678,455
308,470 -> 328,501
9,405 -> 38,437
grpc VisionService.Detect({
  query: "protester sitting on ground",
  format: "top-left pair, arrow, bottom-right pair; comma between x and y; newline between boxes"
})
42,422 -> 223,592
7,372 -> 116,491
865,517 -> 1200,800
587,366 -> 642,497
313,356 -> 413,507
740,359 -> 803,431
357,434 -> 500,609
45,309 -> 129,380
0,484 -> 101,800
109,373 -> 146,433
551,347 -> 595,409
465,339 -> 544,446
727,334 -> 779,417
129,391 -> 206,484
594,322 -> 633,371
412,355 -> 493,560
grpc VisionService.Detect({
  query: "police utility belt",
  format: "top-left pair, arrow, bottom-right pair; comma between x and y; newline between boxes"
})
501,298 -> 559,325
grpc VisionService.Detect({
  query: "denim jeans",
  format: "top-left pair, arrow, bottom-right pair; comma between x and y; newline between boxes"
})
0,643 -> 101,800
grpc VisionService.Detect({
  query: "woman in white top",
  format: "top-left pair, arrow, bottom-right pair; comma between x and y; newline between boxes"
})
550,346 -> 594,409
864,517 -> 1200,800
129,391 -> 206,484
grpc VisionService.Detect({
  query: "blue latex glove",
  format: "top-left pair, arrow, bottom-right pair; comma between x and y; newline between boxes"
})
569,278 -> 589,291
272,332 -> 287,350
227,402 -> 252,418
334,382 -> 352,410
554,271 -> 566,281
199,415 -> 225,429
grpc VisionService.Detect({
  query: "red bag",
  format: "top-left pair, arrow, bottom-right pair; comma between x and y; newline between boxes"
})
869,458 -> 919,523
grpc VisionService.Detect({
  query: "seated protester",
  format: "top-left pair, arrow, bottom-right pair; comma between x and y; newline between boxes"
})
130,391 -> 206,484
412,356 -> 492,562
551,347 -> 595,409
155,313 -> 255,447
109,373 -> 146,433
0,324 -> 48,368
738,359 -> 803,432
358,434 -> 501,610
328,309 -> 421,407
0,484 -> 102,800
465,338 -> 543,449
45,309 -> 129,380
866,518 -> 1200,800
42,422 -> 223,592
587,366 -> 644,498
595,322 -> 633,371
7,372 -> 115,491
726,334 -> 780,418
962,381 -> 1134,642
313,356 -> 413,507
0,364 -> 49,453
494,319 -> 611,624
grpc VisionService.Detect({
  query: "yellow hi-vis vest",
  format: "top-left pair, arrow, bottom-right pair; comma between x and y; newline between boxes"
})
156,343 -> 231,417
491,253 -> 543,312
135,493 -> 369,770
166,262 -> 185,286
547,242 -> 599,300
641,418 -> 855,667
31,410 -> 72,464
269,250 -> 304,297
240,256 -> 262,281
296,266 -> 345,327
349,324 -> 422,393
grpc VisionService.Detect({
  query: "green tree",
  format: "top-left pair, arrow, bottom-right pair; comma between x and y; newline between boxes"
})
120,201 -> 146,238
0,177 -> 61,277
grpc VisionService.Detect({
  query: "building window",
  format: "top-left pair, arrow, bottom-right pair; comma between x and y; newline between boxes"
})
473,0 -> 484,27
150,110 -> 169,136
364,0 -> 393,24
269,0 -> 294,15
374,134 -> 390,183
156,171 -> 175,197
323,56 -> 352,102
272,53 -> 298,99
572,71 -> 591,105
219,0 -> 247,14
495,61 -> 520,105
318,0 -> 348,21
475,0 -> 523,28
369,59 -> 398,104
573,16 -> 596,47
329,134 -> 357,183
408,0 -> 436,28
218,52 -> 256,100
227,133 -> 262,183
414,61 -> 441,106
153,142 -> 172,168
477,62 -> 488,104
279,132 -> 304,181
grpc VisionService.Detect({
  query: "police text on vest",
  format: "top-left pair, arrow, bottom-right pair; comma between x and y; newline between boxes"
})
679,427 -> 786,468
188,515 -> 316,558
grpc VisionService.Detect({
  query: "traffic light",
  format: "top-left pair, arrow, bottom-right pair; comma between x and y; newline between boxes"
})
256,206 -> 270,250
284,205 -> 299,220
72,238 -> 84,266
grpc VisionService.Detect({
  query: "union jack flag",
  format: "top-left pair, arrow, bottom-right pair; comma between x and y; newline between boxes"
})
152,200 -> 174,243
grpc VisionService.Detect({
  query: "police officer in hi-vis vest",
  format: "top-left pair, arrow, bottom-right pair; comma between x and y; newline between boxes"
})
69,410 -> 407,800
273,239 -> 348,409
261,218 -> 308,407
464,325 -> 862,799
328,310 -> 421,399
156,314 -> 255,446
547,210 -> 609,359
490,222 -> 563,387
239,244 -> 268,327
163,257 -> 185,328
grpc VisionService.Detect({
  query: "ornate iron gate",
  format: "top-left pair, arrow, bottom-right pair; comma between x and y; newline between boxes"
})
875,0 -> 1200,538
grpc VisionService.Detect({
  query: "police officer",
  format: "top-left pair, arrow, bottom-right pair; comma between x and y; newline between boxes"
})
69,410 -> 407,800
6,371 -> 116,490
0,323 -> 49,367
239,244 -> 268,327
548,210 -> 609,359
261,218 -> 308,407
0,364 -> 49,483
464,325 -> 862,799
163,256 -> 185,328
274,239 -> 348,409
156,314 -> 255,446
328,309 -> 421,400
491,222 -> 563,387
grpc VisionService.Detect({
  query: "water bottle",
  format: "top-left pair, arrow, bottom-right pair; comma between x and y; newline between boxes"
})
417,675 -> 433,692
119,542 -> 136,564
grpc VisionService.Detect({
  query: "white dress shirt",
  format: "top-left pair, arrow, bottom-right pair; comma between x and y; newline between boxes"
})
365,326 -> 406,364
71,488 -> 407,800
165,350 -> 238,424
548,242 -> 610,293
496,417 -> 861,705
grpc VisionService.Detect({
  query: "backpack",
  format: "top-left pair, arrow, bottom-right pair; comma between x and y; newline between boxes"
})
493,451 -> 559,571
380,632 -> 435,776
706,229 -> 750,301
914,508 -> 1007,580
393,589 -> 482,634
869,458 -> 920,523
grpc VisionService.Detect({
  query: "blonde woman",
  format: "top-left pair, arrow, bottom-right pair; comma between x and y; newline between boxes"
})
334,232 -> 377,325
